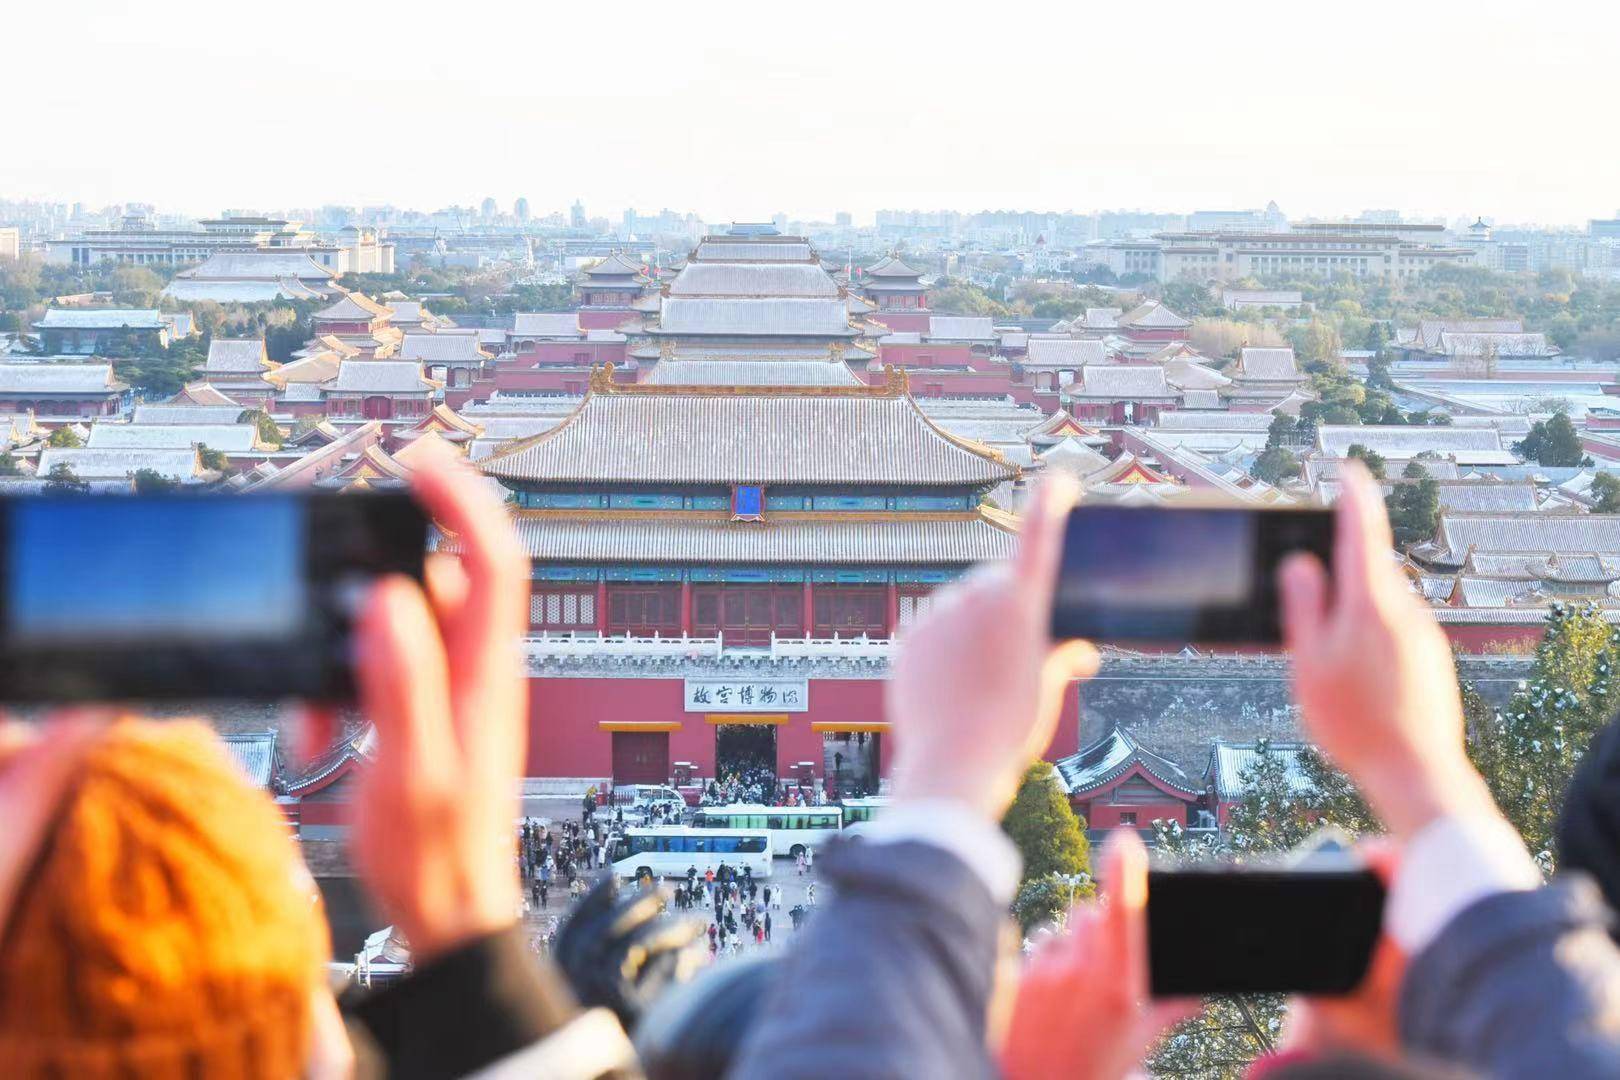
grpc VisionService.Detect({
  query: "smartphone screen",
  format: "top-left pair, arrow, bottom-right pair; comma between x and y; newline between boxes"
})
1147,868 -> 1385,996
0,492 -> 427,703
1049,505 -> 1334,644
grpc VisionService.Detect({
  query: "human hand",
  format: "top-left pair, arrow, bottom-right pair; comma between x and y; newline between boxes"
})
0,713 -> 108,929
1277,843 -> 1406,1060
886,478 -> 1100,819
1279,464 -> 1496,837
1000,831 -> 1197,1080
351,441 -> 531,961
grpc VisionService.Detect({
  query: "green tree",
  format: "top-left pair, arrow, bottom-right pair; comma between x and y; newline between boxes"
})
1467,603 -> 1619,861
196,444 -> 228,472
1250,445 -> 1300,485
1345,443 -> 1386,479
1265,413 -> 1297,450
0,452 -> 17,477
1514,411 -> 1590,467
45,426 -> 82,449
131,467 -> 177,494
1591,472 -> 1620,513
42,462 -> 88,494
1012,874 -> 1087,935
241,408 -> 284,448
1386,459 -> 1441,547
1001,761 -> 1092,882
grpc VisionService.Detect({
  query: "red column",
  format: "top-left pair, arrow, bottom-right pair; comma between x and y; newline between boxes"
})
680,579 -> 692,636
596,580 -> 609,635
885,582 -> 899,639
802,581 -> 814,638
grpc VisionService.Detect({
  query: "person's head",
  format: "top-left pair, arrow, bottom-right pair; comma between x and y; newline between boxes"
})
0,720 -> 333,1077
1556,714 -> 1620,940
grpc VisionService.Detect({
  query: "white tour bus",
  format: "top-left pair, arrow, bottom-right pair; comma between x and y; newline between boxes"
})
608,827 -> 772,882
838,795 -> 891,838
689,805 -> 842,859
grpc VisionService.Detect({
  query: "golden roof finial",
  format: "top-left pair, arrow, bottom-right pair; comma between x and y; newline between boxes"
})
589,363 -> 616,393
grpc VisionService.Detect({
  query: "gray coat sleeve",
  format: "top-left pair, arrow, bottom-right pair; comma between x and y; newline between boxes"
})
727,838 -> 1008,1080
1399,874 -> 1620,1078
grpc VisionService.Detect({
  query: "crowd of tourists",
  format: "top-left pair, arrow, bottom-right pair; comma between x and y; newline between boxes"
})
517,817 -> 610,911
700,770 -> 828,807
1,447 -> 1618,1077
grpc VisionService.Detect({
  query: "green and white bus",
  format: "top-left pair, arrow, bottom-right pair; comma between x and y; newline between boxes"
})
689,804 -> 842,859
608,827 -> 772,882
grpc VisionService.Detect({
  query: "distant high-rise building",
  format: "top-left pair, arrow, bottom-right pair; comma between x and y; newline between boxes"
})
571,200 -> 587,229
514,197 -> 530,222
835,211 -> 853,228
1590,215 -> 1620,241
481,197 -> 498,220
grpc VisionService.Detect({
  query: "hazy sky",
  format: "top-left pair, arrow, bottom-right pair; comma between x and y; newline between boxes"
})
6,0 -> 1617,226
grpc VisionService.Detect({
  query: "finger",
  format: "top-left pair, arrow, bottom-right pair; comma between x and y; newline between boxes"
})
410,441 -> 528,648
424,551 -> 471,627
293,704 -> 340,768
1335,464 -> 1392,611
1015,476 -> 1080,614
1279,552 -> 1329,657
1027,640 -> 1102,759
1100,828 -> 1151,1002
355,576 -> 458,777
0,715 -> 107,917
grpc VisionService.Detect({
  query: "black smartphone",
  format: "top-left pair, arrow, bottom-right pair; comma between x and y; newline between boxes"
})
1049,504 -> 1334,644
0,491 -> 427,703
1147,866 -> 1385,996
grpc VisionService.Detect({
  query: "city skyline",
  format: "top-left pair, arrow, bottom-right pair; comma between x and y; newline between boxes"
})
7,0 -> 1618,229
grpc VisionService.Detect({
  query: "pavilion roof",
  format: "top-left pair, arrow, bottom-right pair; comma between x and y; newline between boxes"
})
204,338 -> 274,374
1117,300 -> 1191,330
315,292 -> 392,322
398,332 -> 491,364
862,254 -> 923,279
481,368 -> 1018,487
691,237 -> 815,263
1067,365 -> 1175,400
508,509 -> 1015,564
1054,728 -> 1199,797
1023,337 -> 1107,367
322,360 -> 439,394
1207,741 -> 1316,802
651,297 -> 858,338
581,253 -> 647,278
668,263 -> 840,299
1236,347 -> 1304,382
0,362 -> 126,394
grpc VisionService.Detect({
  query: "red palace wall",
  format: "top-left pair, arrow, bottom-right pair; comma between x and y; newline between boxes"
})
868,311 -> 931,333
512,341 -> 629,367
526,675 -> 1085,780
1084,797 -> 1191,830
879,342 -> 977,369
578,310 -> 637,331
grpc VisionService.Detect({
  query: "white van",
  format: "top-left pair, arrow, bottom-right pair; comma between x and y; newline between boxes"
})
608,827 -> 772,881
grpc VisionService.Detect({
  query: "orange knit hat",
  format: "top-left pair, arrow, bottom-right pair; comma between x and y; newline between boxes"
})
0,720 -> 331,1079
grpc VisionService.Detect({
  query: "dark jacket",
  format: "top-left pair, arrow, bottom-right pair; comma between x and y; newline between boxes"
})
1400,874 -> 1620,1078
727,838 -> 1007,1079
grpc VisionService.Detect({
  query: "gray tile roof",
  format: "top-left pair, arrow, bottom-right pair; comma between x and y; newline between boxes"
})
1208,741 -> 1316,802
177,252 -> 336,281
132,404 -> 246,424
324,360 -> 436,394
654,298 -> 857,337
36,447 -> 205,481
926,316 -> 995,342
204,339 -> 271,373
398,333 -> 490,364
580,253 -> 646,277
1317,425 -> 1507,459
220,731 -> 277,788
1054,728 -> 1196,795
668,263 -> 840,298
512,313 -> 583,338
1155,411 -> 1274,431
510,512 -> 1015,564
1080,307 -> 1122,329
1237,347 -> 1301,381
1414,318 -> 1523,351
642,360 -> 861,386
1023,337 -> 1107,367
1438,332 -> 1555,358
691,239 -> 814,262
482,386 -> 1018,486
863,255 -> 923,278
1425,511 -> 1620,565
1118,301 -> 1191,330
37,308 -> 165,330
1069,365 -> 1174,399
87,423 -> 261,452
0,363 -> 125,394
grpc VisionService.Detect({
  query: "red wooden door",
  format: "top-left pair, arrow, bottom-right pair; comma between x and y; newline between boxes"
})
612,732 -> 669,785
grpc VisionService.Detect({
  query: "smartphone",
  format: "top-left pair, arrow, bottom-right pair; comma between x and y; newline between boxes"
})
1147,866 -> 1384,996
1049,504 -> 1334,644
0,491 -> 427,703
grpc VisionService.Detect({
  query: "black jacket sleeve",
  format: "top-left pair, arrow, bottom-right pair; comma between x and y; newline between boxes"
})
727,839 -> 1008,1080
1399,874 -> 1620,1079
344,923 -> 585,1080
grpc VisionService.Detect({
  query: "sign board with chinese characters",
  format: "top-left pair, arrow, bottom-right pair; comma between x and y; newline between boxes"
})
683,679 -> 808,712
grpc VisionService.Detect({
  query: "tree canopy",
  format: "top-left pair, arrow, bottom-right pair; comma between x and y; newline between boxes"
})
1515,411 -> 1590,468
1001,762 -> 1092,931
1591,472 -> 1620,513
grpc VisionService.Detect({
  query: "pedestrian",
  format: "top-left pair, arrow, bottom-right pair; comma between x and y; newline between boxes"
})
764,910 -> 773,941
539,880 -> 548,908
804,845 -> 814,872
807,881 -> 816,907
795,850 -> 805,876
530,879 -> 540,910
763,884 -> 772,909
754,921 -> 765,946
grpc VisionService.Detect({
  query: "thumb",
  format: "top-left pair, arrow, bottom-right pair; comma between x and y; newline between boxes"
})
1279,552 -> 1328,657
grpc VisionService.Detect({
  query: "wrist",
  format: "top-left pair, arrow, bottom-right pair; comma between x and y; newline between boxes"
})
1361,756 -> 1498,839
397,879 -> 520,963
